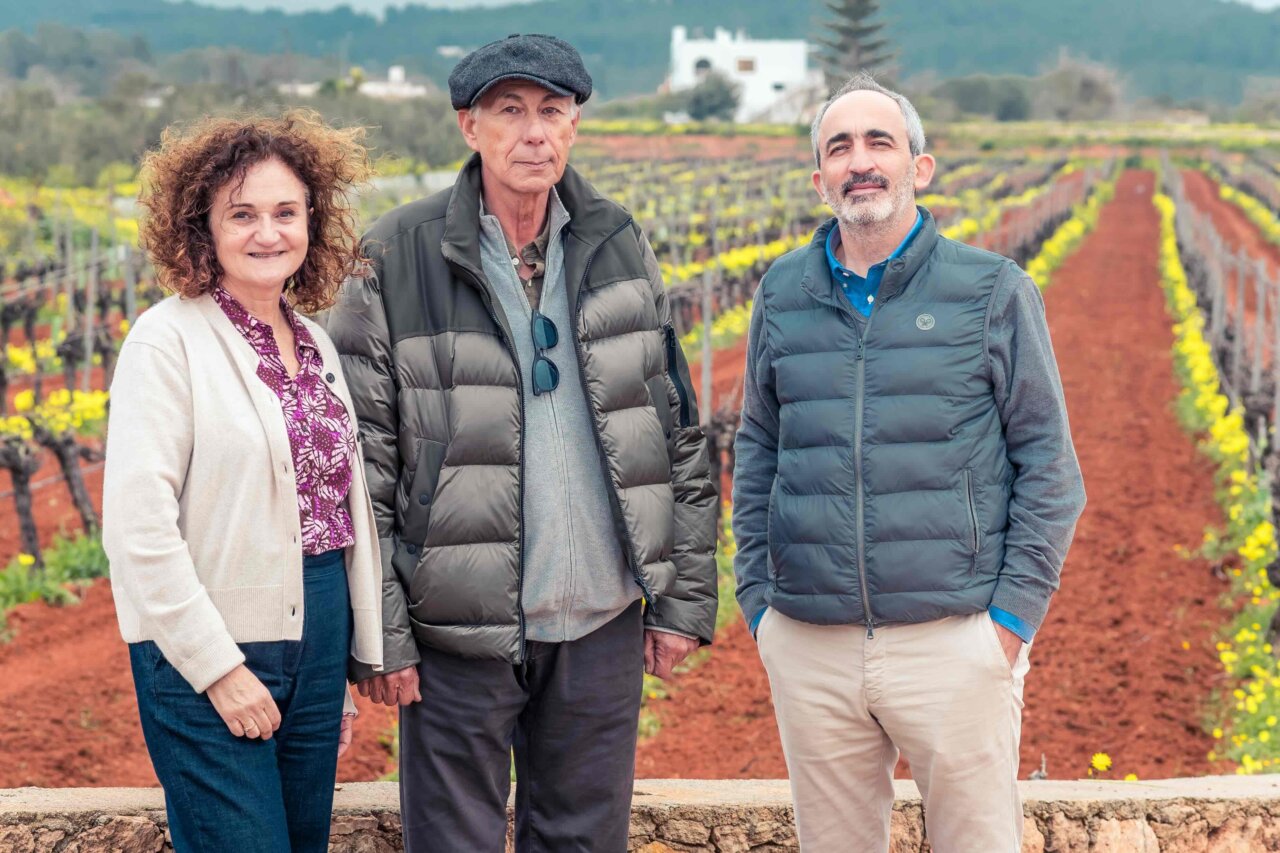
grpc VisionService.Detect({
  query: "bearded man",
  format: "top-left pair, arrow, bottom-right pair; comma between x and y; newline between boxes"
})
732,73 -> 1086,852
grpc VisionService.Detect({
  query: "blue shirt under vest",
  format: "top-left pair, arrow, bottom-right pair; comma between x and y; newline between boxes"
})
826,210 -> 923,317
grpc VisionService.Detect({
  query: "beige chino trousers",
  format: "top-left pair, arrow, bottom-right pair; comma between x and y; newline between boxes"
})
757,607 -> 1031,852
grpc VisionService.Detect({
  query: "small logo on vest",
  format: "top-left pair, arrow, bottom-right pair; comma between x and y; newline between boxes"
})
915,313 -> 936,331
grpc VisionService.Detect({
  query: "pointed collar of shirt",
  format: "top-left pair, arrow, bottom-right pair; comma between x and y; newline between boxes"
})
211,286 -> 319,359
825,210 -> 924,317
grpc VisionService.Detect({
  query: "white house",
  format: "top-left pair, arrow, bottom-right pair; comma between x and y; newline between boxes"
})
358,66 -> 429,100
669,25 -> 816,123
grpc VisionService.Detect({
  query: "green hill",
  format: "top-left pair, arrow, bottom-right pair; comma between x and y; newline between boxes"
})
8,0 -> 1280,103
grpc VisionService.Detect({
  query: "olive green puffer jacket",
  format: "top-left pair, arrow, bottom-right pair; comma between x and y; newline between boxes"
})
326,155 -> 719,674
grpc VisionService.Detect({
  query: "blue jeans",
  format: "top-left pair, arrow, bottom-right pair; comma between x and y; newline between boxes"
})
129,549 -> 352,853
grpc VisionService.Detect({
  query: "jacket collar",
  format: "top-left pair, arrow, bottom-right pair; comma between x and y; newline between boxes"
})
440,152 -> 633,317
801,206 -> 939,312
441,154 -> 631,273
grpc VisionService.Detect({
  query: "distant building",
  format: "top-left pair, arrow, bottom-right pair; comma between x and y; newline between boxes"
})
277,80 -> 321,99
668,25 -> 819,123
276,65 -> 429,101
357,66 -> 429,100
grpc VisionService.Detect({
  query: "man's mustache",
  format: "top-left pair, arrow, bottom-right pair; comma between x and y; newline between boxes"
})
841,172 -> 889,194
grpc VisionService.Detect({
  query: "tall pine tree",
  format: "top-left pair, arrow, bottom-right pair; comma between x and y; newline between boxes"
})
816,0 -> 895,94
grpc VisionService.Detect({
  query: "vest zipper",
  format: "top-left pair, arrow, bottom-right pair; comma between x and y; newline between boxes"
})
663,323 -> 693,428
571,218 -> 659,611
854,334 -> 875,639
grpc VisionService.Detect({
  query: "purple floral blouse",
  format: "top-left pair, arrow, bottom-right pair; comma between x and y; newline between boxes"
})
213,287 -> 356,555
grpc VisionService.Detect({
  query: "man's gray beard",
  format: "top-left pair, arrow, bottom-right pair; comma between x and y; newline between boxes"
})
823,170 -> 916,233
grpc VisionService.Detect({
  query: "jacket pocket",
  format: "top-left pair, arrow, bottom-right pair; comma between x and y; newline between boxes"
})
766,482 -> 779,584
401,439 -> 447,547
662,323 -> 693,429
964,469 -> 981,565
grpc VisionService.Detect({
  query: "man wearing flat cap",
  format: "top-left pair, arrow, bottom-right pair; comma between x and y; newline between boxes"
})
326,34 -> 719,851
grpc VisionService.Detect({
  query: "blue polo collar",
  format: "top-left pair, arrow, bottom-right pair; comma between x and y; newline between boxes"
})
825,210 -> 923,285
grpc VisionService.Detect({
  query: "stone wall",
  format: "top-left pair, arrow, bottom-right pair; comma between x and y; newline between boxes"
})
3,776 -> 1280,851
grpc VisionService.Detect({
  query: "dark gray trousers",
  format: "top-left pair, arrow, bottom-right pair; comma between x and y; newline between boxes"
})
399,601 -> 644,852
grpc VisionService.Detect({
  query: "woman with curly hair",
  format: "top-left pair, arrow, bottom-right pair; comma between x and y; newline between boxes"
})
102,111 -> 400,852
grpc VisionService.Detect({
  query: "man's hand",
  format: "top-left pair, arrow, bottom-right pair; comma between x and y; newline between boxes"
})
206,664 -> 281,740
644,630 -> 700,680
992,620 -> 1023,669
337,713 -> 354,758
356,665 -> 423,707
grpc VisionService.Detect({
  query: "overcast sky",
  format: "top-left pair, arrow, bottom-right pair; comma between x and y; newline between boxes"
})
178,0 -> 1280,14
180,0 -> 530,12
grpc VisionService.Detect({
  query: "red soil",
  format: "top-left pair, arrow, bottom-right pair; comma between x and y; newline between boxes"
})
635,171 -> 1234,781
0,579 -> 399,786
687,336 -> 749,417
1182,169 -> 1280,277
0,171 -> 1243,788
1180,169 -> 1280,372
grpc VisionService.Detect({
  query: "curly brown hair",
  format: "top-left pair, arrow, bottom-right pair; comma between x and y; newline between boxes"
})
138,110 -> 373,314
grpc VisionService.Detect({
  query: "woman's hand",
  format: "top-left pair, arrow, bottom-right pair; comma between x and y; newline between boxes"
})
206,664 -> 281,741
337,713 -> 354,757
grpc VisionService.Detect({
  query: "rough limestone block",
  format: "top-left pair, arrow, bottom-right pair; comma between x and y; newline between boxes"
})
711,824 -> 750,853
744,818 -> 795,846
330,834 -> 400,853
630,812 -> 658,839
1206,813 -> 1280,852
0,825 -> 35,853
659,817 -> 713,845
1021,816 -> 1047,853
890,805 -> 925,852
1045,811 -> 1090,852
1149,802 -> 1210,848
62,815 -> 164,853
1090,817 -> 1160,851
329,815 -> 381,836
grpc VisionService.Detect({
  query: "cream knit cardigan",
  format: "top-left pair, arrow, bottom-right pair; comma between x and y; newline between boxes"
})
103,292 -> 384,696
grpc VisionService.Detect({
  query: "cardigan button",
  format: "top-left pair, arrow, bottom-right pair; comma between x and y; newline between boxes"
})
418,493 -> 430,505
406,543 -> 418,555
325,372 -> 335,383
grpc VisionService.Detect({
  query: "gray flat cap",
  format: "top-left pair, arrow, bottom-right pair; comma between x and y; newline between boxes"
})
449,34 -> 592,110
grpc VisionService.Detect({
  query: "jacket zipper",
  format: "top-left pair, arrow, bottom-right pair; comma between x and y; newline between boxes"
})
474,283 -> 529,663
572,218 -> 659,610
662,323 -> 693,428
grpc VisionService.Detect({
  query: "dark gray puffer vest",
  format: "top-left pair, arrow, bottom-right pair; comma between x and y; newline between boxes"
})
765,212 -> 1013,627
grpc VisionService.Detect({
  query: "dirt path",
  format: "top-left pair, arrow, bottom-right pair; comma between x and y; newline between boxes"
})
1180,169 -> 1279,364
0,578 -> 398,786
1182,169 -> 1280,277
636,171 -> 1233,780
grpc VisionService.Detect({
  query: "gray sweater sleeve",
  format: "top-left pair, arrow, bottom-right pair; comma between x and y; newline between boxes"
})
986,264 -> 1086,633
732,285 -> 781,631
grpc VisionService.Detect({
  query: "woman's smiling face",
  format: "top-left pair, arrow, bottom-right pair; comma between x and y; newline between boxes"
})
209,157 -> 310,296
